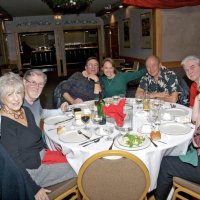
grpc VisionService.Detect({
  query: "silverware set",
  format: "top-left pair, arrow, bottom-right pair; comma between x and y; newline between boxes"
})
79,136 -> 103,147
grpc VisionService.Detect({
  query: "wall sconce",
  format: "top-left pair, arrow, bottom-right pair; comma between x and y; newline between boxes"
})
54,15 -> 62,24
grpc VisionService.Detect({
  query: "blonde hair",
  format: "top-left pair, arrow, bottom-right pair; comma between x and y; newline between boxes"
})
0,72 -> 24,105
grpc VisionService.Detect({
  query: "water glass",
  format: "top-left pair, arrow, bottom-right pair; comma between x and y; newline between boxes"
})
135,96 -> 143,110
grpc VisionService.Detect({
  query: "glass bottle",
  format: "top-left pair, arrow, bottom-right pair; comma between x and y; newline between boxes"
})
97,92 -> 106,125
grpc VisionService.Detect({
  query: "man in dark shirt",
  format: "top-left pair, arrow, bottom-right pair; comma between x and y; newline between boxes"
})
60,57 -> 101,104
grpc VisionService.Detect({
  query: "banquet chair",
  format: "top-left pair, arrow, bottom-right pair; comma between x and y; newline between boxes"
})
112,58 -> 125,70
121,61 -> 139,72
77,150 -> 150,200
172,177 -> 200,200
47,178 -> 79,200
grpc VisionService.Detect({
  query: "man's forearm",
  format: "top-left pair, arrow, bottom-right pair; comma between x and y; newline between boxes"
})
63,92 -> 74,104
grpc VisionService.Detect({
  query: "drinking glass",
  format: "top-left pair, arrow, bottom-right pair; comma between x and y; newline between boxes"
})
81,109 -> 91,129
135,96 -> 143,110
91,110 -> 102,125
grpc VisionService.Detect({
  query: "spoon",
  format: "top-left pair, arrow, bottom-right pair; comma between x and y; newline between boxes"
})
77,130 -> 90,139
82,138 -> 101,147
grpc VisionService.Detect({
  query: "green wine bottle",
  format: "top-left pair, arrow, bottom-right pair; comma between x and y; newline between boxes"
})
97,92 -> 106,125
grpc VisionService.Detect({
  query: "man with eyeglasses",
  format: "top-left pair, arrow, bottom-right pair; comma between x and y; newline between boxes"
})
55,57 -> 101,106
23,69 -> 68,127
181,55 -> 200,107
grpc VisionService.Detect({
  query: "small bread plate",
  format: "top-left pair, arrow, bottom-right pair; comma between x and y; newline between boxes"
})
59,129 -> 92,143
44,115 -> 74,125
137,124 -> 152,134
114,135 -> 150,151
95,125 -> 114,136
159,122 -> 191,135
163,108 -> 189,117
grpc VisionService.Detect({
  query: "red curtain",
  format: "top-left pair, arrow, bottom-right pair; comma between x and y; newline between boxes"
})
122,0 -> 200,9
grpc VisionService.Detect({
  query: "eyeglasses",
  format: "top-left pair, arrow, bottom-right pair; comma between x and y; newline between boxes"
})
87,64 -> 99,68
25,79 -> 45,88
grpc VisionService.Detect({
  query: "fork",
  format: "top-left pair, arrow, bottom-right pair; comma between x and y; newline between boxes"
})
108,134 -> 120,150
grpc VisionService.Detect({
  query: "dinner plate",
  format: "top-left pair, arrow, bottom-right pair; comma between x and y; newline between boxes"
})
114,135 -> 150,151
59,130 -> 92,143
159,123 -> 191,135
44,115 -> 73,125
163,108 -> 189,117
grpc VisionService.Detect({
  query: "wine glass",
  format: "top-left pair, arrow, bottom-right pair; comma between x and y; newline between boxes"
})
81,109 -> 91,130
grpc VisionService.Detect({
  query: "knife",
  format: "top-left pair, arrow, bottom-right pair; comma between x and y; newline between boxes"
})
54,117 -> 74,125
79,136 -> 103,145
148,137 -> 158,147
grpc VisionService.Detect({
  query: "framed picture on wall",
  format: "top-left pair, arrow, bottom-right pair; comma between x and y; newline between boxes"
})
140,12 -> 152,49
123,19 -> 130,48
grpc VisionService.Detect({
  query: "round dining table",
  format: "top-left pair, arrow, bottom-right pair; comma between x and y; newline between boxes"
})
44,98 -> 194,192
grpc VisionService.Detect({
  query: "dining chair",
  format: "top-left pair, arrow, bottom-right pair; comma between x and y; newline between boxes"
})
47,178 -> 79,200
172,177 -> 200,200
121,61 -> 139,72
77,150 -> 150,200
112,58 -> 125,70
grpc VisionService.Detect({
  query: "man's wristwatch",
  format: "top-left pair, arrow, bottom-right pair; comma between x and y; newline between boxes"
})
94,81 -> 100,84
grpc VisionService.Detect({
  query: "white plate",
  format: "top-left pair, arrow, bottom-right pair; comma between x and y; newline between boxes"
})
72,120 -> 85,127
44,115 -> 73,125
163,108 -> 189,117
114,135 -> 150,151
59,130 -> 92,143
95,125 -> 114,136
159,123 -> 191,135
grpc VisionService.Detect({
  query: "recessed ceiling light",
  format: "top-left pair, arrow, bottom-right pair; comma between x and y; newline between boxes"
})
119,5 -> 123,9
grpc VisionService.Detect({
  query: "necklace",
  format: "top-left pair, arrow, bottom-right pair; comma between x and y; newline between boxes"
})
1,107 -> 24,119
106,75 -> 115,87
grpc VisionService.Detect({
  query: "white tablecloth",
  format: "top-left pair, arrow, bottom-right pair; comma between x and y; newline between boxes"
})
44,100 -> 194,191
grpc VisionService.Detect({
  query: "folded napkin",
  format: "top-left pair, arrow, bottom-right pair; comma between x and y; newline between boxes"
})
42,149 -> 67,165
179,146 -> 198,167
104,99 -> 126,127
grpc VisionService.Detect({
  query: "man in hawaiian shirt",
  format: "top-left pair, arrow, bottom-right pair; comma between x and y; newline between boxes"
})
135,55 -> 179,103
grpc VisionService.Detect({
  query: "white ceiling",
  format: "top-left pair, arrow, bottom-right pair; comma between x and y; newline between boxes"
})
0,0 -> 122,17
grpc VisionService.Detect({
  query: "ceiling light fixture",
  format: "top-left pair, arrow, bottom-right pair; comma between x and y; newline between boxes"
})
42,0 -> 94,14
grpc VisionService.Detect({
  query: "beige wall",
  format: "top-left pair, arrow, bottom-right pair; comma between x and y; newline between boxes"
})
162,5 -> 200,62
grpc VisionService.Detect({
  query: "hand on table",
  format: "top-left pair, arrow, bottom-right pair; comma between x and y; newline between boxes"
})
35,188 -> 51,200
60,102 -> 69,112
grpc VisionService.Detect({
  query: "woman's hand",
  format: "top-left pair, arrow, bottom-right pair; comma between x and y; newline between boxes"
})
60,102 -> 68,112
87,74 -> 99,82
34,188 -> 51,200
82,70 -> 88,77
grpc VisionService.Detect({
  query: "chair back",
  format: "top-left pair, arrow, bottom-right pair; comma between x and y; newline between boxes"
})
113,59 -> 125,69
53,80 -> 68,108
172,177 -> 200,200
77,150 -> 150,200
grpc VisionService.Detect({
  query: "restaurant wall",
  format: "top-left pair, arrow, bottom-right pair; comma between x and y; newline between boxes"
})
102,5 -> 200,65
161,5 -> 200,62
102,7 -> 152,62
4,14 -> 103,63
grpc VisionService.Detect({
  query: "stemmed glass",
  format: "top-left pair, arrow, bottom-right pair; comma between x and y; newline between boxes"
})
81,109 -> 91,130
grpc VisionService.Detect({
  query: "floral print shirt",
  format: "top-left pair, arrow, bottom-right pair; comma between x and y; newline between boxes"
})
138,68 -> 179,94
